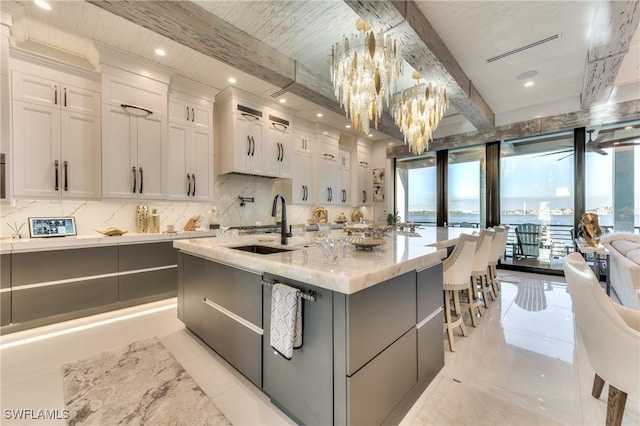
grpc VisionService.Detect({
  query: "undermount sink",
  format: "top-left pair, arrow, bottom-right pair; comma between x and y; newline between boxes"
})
229,244 -> 295,255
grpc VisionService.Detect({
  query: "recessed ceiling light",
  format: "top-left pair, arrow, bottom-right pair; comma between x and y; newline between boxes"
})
345,124 -> 352,129
316,113 -> 323,118
279,99 -> 286,104
524,81 -> 534,88
625,126 -> 633,130
35,0 -> 51,10
228,77 -> 236,84
368,133 -> 373,137
154,48 -> 166,57
517,70 -> 538,80
322,131 -> 328,135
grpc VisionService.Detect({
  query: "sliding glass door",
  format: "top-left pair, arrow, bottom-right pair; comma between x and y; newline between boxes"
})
395,153 -> 437,225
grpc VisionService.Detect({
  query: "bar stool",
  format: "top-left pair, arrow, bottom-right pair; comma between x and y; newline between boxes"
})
471,229 -> 495,311
442,233 -> 478,351
487,225 -> 508,297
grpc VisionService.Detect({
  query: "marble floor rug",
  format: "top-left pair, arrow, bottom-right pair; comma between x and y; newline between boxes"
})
414,374 -> 561,426
62,337 -> 231,425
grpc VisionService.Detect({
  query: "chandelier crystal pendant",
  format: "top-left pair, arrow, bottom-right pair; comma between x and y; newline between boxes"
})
391,72 -> 448,155
331,19 -> 402,135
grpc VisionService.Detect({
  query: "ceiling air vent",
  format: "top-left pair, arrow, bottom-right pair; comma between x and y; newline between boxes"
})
487,34 -> 560,63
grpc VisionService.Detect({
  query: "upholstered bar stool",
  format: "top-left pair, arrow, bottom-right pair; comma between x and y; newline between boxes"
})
470,229 -> 495,311
442,233 -> 478,352
487,225 -> 509,297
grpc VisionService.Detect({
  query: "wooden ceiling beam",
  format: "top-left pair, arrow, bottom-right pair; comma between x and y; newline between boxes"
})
387,99 -> 640,157
581,1 -> 640,108
344,0 -> 495,131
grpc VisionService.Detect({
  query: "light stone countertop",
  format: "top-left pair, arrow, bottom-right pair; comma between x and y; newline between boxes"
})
174,227 -> 477,295
1,230 -> 218,253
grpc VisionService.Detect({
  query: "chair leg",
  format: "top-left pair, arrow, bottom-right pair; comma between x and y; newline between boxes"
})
453,291 -> 468,337
444,290 -> 456,352
606,384 -> 627,426
492,264 -> 501,292
592,373 -> 605,398
489,265 -> 499,297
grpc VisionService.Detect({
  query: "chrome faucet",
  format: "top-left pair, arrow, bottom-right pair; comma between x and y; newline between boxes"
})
271,193 -> 292,245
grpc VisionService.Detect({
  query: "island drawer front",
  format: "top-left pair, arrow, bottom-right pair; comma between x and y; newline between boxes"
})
118,267 -> 177,302
203,261 -> 262,327
11,277 -> 118,324
417,263 -> 444,321
202,300 -> 262,388
1,254 -> 9,288
345,270 -> 416,375
1,292 -> 10,326
178,253 -> 206,337
118,242 -> 177,271
347,328 -> 417,425
11,247 -> 118,286
1,254 -> 10,327
262,275 -> 334,426
417,312 -> 445,385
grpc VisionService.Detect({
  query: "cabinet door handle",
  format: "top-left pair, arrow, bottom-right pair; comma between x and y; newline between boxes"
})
247,135 -> 252,156
251,136 -> 256,156
139,167 -> 144,194
187,173 -> 191,196
272,122 -> 287,131
54,85 -> 58,106
305,185 -> 308,201
121,104 -> 153,115
241,112 -> 259,121
63,160 -> 68,191
343,189 -> 346,203
192,173 -> 196,196
362,190 -> 366,203
132,166 -> 137,193
186,106 -> 190,121
360,161 -> 368,167
323,153 -> 335,160
302,185 -> 307,201
54,160 -> 59,191
191,108 -> 195,122
63,87 -> 67,107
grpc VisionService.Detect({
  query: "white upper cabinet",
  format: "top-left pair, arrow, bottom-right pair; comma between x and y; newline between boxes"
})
337,149 -> 351,205
11,67 -> 101,199
291,127 -> 315,204
264,112 -> 292,178
167,92 -> 214,201
355,142 -> 372,206
316,132 -> 339,205
101,69 -> 167,199
215,88 -> 294,178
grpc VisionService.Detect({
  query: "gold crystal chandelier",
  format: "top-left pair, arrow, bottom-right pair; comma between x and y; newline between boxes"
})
331,19 -> 402,135
391,72 -> 448,155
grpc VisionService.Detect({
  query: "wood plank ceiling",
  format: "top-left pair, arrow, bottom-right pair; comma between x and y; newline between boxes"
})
3,0 -> 639,149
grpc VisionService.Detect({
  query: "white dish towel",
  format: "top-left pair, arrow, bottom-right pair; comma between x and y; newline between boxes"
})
270,283 -> 303,360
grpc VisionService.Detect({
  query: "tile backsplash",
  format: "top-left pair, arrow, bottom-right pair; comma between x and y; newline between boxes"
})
1,173 -> 387,238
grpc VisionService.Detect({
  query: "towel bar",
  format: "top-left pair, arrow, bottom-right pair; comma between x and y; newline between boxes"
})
261,279 -> 317,302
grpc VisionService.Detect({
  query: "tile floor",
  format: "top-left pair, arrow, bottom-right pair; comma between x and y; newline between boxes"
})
1,271 -> 638,425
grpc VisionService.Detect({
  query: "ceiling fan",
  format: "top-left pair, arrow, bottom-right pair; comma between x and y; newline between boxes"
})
536,129 -> 639,161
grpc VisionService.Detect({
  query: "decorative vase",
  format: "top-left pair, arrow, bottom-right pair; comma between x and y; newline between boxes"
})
149,209 -> 160,233
135,205 -> 150,233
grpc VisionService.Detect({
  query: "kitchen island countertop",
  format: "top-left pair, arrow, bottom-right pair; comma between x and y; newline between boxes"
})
174,226 -> 475,295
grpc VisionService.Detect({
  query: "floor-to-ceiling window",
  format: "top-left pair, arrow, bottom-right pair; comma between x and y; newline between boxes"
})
448,146 -> 486,228
585,120 -> 640,233
395,153 -> 437,225
500,131 -> 575,269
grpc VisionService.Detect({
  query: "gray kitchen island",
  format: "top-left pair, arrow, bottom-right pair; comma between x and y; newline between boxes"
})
174,228 -> 467,425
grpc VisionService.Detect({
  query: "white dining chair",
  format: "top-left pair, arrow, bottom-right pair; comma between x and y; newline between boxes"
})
564,252 -> 640,426
471,229 -> 495,311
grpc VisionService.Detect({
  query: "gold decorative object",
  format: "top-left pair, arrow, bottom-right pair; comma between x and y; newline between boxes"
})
351,209 -> 364,223
135,205 -> 149,233
330,19 -> 402,135
391,72 -> 448,155
336,212 -> 347,223
578,212 -> 602,247
312,207 -> 328,224
149,209 -> 160,233
96,227 -> 128,237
